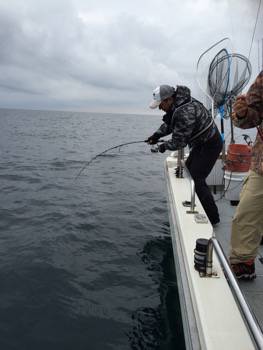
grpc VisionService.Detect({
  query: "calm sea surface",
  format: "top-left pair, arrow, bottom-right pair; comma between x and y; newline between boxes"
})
0,108 -> 185,350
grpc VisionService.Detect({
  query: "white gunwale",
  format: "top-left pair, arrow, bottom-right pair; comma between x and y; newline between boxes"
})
165,154 -> 261,350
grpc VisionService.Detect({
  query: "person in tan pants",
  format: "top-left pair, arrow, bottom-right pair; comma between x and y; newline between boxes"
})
229,70 -> 263,280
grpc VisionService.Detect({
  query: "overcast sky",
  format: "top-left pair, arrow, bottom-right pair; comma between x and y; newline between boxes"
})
0,0 -> 262,114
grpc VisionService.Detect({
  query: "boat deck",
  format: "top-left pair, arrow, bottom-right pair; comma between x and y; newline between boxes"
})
165,153 -> 263,349
214,194 -> 263,331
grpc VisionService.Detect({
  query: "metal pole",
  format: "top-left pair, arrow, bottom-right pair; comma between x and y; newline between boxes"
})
258,40 -> 260,72
181,160 -> 196,213
212,238 -> 263,349
206,239 -> 214,276
177,148 -> 184,178
229,99 -> 235,144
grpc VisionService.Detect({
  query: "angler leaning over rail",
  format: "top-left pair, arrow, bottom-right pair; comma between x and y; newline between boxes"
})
145,84 -> 223,226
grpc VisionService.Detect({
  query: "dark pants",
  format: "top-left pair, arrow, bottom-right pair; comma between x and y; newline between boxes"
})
185,130 -> 223,224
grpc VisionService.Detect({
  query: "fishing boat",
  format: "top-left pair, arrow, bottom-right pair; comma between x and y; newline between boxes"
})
161,25 -> 263,347
164,149 -> 263,349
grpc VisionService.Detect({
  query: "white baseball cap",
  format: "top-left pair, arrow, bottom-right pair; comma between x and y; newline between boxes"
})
149,85 -> 176,109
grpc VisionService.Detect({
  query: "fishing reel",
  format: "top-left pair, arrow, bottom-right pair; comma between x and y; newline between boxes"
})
151,145 -> 159,153
150,139 -> 165,153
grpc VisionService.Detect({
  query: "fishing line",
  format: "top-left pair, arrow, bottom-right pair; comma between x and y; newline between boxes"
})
248,0 -> 262,61
74,140 -> 164,180
226,1 -> 237,54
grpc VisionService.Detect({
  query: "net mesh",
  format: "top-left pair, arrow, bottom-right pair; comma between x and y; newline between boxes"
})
208,51 -> 252,107
196,38 -> 252,111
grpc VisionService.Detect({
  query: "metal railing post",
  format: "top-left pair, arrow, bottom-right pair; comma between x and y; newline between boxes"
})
176,148 -> 184,178
208,237 -> 263,349
181,160 -> 196,213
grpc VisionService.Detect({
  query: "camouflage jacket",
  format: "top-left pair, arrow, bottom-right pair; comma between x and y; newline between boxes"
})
233,70 -> 263,176
154,85 -> 218,150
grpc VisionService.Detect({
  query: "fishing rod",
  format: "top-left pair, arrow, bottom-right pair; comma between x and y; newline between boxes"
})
74,139 -> 165,180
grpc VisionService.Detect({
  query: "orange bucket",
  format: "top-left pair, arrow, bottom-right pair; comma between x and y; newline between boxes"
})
225,144 -> 252,172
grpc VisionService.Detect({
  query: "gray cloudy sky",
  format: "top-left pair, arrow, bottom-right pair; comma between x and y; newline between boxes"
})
0,0 -> 262,114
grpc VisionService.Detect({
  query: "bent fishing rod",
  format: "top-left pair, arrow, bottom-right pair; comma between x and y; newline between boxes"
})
74,139 -> 165,180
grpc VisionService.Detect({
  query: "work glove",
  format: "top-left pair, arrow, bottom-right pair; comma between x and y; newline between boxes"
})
158,143 -> 166,153
144,133 -> 160,145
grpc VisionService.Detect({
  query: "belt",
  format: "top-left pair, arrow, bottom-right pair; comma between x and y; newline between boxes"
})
190,119 -> 214,142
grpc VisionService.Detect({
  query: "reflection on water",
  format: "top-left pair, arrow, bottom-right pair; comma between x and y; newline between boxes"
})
0,109 -> 186,349
129,234 -> 185,350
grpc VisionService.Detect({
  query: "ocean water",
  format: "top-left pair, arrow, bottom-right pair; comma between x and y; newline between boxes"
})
0,108 -> 185,350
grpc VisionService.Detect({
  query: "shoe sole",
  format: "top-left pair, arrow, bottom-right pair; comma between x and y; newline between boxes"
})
236,273 -> 256,281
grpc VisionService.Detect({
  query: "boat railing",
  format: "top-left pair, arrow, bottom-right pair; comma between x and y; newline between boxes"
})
208,237 -> 263,349
167,150 -> 263,348
176,148 -> 184,178
179,158 -> 196,213
176,151 -> 263,347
